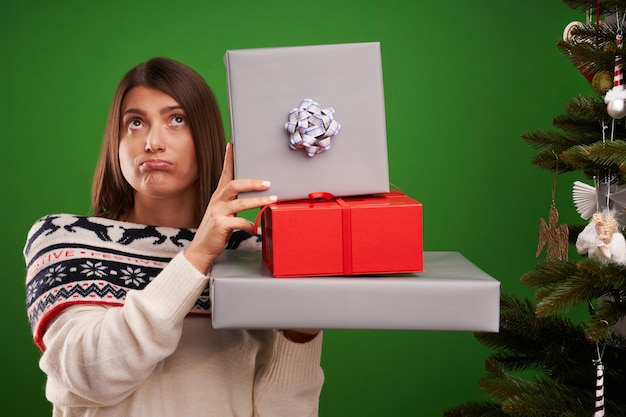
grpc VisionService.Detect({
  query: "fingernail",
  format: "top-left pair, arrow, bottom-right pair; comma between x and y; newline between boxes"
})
268,195 -> 277,202
262,180 -> 271,188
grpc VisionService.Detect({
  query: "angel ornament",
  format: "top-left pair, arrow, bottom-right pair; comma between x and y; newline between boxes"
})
576,211 -> 626,265
537,204 -> 569,261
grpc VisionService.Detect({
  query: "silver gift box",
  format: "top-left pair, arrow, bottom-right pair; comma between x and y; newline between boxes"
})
210,250 -> 500,332
225,42 -> 390,201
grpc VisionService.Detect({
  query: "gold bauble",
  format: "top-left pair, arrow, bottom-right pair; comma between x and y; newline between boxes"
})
592,70 -> 613,95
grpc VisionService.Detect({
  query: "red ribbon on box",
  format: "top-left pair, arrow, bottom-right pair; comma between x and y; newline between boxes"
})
254,192 -> 354,275
309,193 -> 353,275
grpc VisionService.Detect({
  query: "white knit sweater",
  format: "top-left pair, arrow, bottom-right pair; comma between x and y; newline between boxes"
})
24,214 -> 324,417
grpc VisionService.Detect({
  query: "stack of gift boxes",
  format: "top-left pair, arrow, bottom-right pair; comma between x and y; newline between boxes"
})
225,42 -> 423,278
211,42 -> 500,332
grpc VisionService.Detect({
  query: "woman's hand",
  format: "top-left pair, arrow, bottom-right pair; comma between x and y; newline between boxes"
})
281,329 -> 321,343
184,143 -> 276,273
185,144 -> 323,340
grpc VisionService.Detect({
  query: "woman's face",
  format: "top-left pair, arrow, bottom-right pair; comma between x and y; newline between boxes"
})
119,86 -> 198,203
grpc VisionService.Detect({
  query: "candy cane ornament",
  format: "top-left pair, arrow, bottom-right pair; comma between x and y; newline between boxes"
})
592,323 -> 609,417
593,360 -> 605,417
605,25 -> 626,118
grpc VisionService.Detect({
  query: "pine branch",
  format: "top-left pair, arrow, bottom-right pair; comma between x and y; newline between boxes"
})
552,113 -> 604,137
520,259 -> 579,287
476,304 -> 626,416
521,258 -> 626,317
562,0 -> 626,14
478,361 -> 537,403
576,258 -> 626,291
476,294 -> 593,384
564,94 -> 611,120
521,129 -> 583,150
520,93 -> 626,174
478,358 -> 592,417
563,139 -> 626,169
587,294 -> 626,338
521,96 -> 606,152
557,24 -> 619,75
560,143 -> 626,181
447,294 -> 626,417
530,149 -> 579,173
500,377 -> 592,417
554,95 -> 614,136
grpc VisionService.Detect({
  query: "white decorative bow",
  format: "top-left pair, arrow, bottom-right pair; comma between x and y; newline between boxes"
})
285,98 -> 341,157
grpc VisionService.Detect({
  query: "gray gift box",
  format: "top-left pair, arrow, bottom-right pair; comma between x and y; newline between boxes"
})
225,42 -> 390,200
210,250 -> 501,331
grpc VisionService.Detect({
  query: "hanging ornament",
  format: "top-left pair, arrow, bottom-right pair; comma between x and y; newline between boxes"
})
563,4 -> 604,83
573,121 -> 626,226
604,14 -> 626,119
592,323 -> 608,417
537,204 -> 569,260
573,178 -> 626,226
537,152 -> 569,260
563,20 -> 584,42
593,359 -> 605,417
593,70 -> 614,95
563,21 -> 596,83
574,118 -> 626,264
576,210 -> 626,264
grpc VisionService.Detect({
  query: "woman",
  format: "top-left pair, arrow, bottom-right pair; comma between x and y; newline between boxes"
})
24,57 -> 323,416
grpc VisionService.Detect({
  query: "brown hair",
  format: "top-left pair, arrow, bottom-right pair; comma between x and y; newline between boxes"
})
91,57 -> 226,225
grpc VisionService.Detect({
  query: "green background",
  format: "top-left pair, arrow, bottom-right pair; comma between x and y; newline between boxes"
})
2,1 -> 590,416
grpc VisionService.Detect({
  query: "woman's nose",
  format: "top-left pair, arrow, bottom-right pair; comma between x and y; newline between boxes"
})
145,128 -> 165,152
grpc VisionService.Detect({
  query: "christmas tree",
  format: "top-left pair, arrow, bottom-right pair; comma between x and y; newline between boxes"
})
445,1 -> 626,416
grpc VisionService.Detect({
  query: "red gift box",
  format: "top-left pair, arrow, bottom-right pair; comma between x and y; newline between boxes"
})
260,191 -> 423,277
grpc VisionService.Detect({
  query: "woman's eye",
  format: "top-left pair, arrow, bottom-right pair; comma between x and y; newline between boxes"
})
128,118 -> 144,130
171,114 -> 186,127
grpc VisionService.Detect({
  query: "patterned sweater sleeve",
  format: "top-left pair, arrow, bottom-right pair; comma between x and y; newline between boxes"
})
39,251 -> 208,406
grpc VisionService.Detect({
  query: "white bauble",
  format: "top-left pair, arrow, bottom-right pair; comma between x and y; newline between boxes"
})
608,99 -> 626,119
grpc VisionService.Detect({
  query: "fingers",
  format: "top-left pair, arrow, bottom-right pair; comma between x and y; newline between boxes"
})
212,179 -> 272,201
210,141 -> 276,219
211,215 -> 257,236
217,143 -> 275,203
215,142 -> 234,191
230,193 -> 277,213
206,177 -> 275,230
221,142 -> 234,181
226,178 -> 272,196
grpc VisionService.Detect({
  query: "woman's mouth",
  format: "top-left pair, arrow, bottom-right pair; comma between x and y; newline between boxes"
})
140,159 -> 172,171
